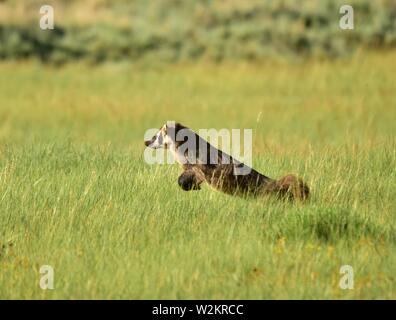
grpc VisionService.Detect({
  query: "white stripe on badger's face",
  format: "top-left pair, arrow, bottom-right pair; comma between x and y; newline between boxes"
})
144,124 -> 170,149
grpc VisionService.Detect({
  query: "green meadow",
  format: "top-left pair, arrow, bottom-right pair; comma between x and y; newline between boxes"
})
0,52 -> 395,299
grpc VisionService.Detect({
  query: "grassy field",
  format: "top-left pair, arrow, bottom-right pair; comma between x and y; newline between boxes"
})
0,52 -> 395,299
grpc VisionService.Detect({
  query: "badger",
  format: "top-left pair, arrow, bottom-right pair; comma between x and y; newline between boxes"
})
144,122 -> 309,201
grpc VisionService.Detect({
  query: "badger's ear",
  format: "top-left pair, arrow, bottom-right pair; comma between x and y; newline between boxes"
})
174,122 -> 186,134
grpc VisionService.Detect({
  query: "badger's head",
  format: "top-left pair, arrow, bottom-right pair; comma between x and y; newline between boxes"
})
144,121 -> 187,149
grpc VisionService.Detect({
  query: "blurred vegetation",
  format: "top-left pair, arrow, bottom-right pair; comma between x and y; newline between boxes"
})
0,0 -> 396,64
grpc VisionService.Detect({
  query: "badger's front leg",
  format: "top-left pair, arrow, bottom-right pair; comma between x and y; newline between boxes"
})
177,169 -> 203,191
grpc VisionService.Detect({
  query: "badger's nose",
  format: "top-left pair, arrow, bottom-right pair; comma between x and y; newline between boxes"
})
144,140 -> 152,147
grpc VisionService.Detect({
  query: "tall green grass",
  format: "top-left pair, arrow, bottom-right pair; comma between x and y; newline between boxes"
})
0,52 -> 395,299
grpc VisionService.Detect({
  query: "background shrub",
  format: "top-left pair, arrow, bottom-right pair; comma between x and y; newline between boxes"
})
0,0 -> 395,64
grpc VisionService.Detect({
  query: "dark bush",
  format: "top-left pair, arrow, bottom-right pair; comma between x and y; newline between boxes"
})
0,0 -> 395,64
